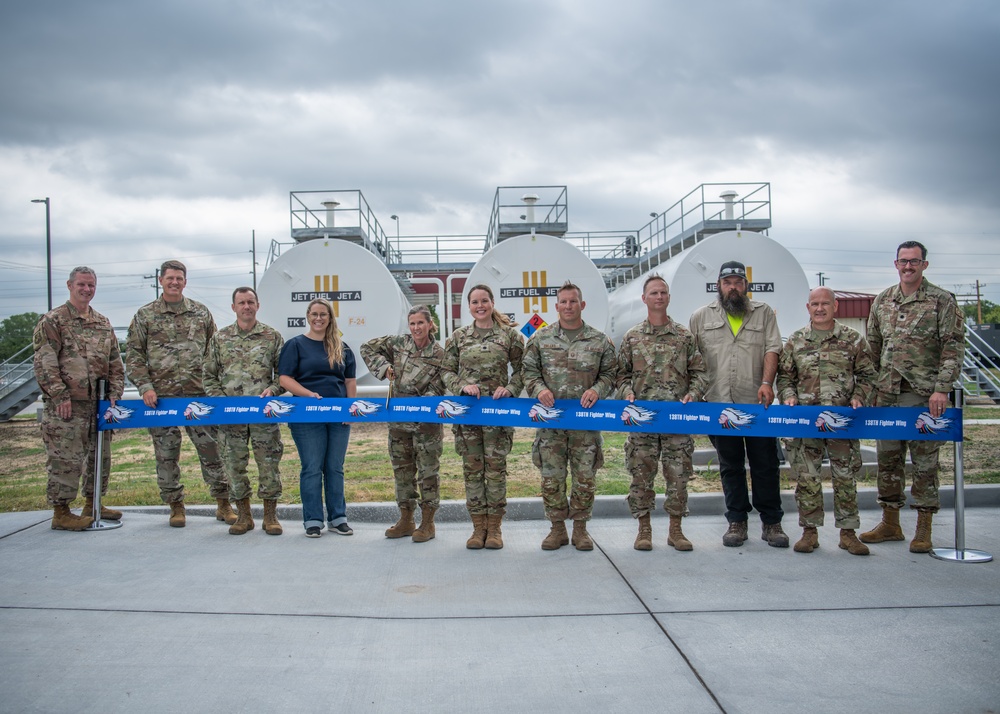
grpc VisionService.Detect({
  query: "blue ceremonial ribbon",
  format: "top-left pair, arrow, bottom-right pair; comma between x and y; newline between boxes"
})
97,396 -> 962,442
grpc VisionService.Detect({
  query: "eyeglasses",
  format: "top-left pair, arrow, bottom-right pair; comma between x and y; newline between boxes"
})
307,312 -> 330,319
719,267 -> 745,276
894,258 -> 925,267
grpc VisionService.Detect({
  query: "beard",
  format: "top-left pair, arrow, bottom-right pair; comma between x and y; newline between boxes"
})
719,287 -> 749,316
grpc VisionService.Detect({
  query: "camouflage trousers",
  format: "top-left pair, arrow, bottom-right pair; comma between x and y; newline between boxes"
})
532,429 -> 604,522
625,432 -> 694,518
784,437 -> 861,529
218,423 -> 283,501
148,424 -> 229,503
40,400 -> 112,506
875,390 -> 943,512
453,424 -> 513,516
390,423 -> 443,509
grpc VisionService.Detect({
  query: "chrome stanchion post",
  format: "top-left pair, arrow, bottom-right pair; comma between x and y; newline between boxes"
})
930,385 -> 990,562
85,379 -> 123,532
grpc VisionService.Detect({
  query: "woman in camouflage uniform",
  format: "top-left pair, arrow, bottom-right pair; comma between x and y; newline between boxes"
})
361,306 -> 450,543
443,285 -> 525,550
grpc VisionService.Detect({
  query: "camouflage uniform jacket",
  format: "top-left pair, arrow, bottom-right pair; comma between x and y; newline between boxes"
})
33,301 -> 125,404
522,322 -> 618,400
617,318 -> 708,402
776,321 -> 875,407
203,321 -> 284,397
867,279 -> 965,396
442,322 -> 525,396
126,296 -> 217,396
360,335 -> 449,397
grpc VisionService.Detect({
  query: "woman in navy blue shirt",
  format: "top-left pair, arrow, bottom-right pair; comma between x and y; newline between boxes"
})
279,298 -> 357,537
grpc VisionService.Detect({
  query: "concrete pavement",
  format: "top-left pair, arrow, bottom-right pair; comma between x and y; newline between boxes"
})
1,491 -> 999,714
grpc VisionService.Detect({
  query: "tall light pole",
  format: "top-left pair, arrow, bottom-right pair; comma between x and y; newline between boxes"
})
31,197 -> 52,311
390,214 -> 400,250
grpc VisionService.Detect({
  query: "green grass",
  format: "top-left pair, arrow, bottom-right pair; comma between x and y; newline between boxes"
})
962,406 -> 1000,419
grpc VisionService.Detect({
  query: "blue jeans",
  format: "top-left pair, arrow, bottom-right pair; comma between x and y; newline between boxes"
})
289,422 -> 351,530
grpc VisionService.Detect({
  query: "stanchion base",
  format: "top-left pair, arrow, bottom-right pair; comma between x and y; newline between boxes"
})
930,548 -> 992,563
84,519 -> 124,532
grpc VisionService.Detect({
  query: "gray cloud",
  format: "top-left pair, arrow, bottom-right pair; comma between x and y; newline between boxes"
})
2,0 -> 999,324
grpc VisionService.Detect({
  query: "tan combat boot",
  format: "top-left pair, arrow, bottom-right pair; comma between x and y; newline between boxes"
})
413,505 -> 436,543
84,496 -> 122,521
634,514 -> 652,551
385,506 -> 416,538
859,507 -> 905,543
571,520 -> 594,551
169,501 -> 186,528
216,498 -> 238,525
466,514 -> 488,549
909,510 -> 934,553
839,529 -> 870,555
484,513 -> 504,550
541,520 -> 569,550
668,515 -> 693,551
262,499 -> 282,535
229,497 -> 254,535
794,526 -> 819,553
51,504 -> 93,531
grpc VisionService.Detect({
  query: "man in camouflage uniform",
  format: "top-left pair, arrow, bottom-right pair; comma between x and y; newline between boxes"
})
33,267 -> 126,531
361,305 -> 451,543
860,241 -> 965,553
618,275 -> 708,552
523,281 -> 617,551
204,287 -> 285,536
777,286 -> 876,556
690,260 -> 789,548
126,259 -> 234,528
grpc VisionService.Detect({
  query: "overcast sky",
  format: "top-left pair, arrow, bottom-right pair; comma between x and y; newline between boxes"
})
2,0 -> 998,329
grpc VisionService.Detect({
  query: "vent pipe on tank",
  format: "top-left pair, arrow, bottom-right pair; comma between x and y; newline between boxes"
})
321,200 -> 340,228
719,190 -> 738,220
522,194 -> 539,223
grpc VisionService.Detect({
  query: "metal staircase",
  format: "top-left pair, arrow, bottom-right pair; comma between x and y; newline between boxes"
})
964,326 -> 1000,403
0,344 -> 41,422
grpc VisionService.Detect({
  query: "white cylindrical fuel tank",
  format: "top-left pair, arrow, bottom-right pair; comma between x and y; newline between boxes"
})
608,230 -> 810,343
461,233 -> 610,334
257,239 -> 410,385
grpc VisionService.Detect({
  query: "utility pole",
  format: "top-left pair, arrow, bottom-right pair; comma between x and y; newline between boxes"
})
976,279 -> 983,324
251,229 -> 257,291
816,271 -> 826,286
143,269 -> 160,299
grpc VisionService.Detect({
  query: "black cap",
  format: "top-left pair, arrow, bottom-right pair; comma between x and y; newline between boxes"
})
718,261 -> 747,280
